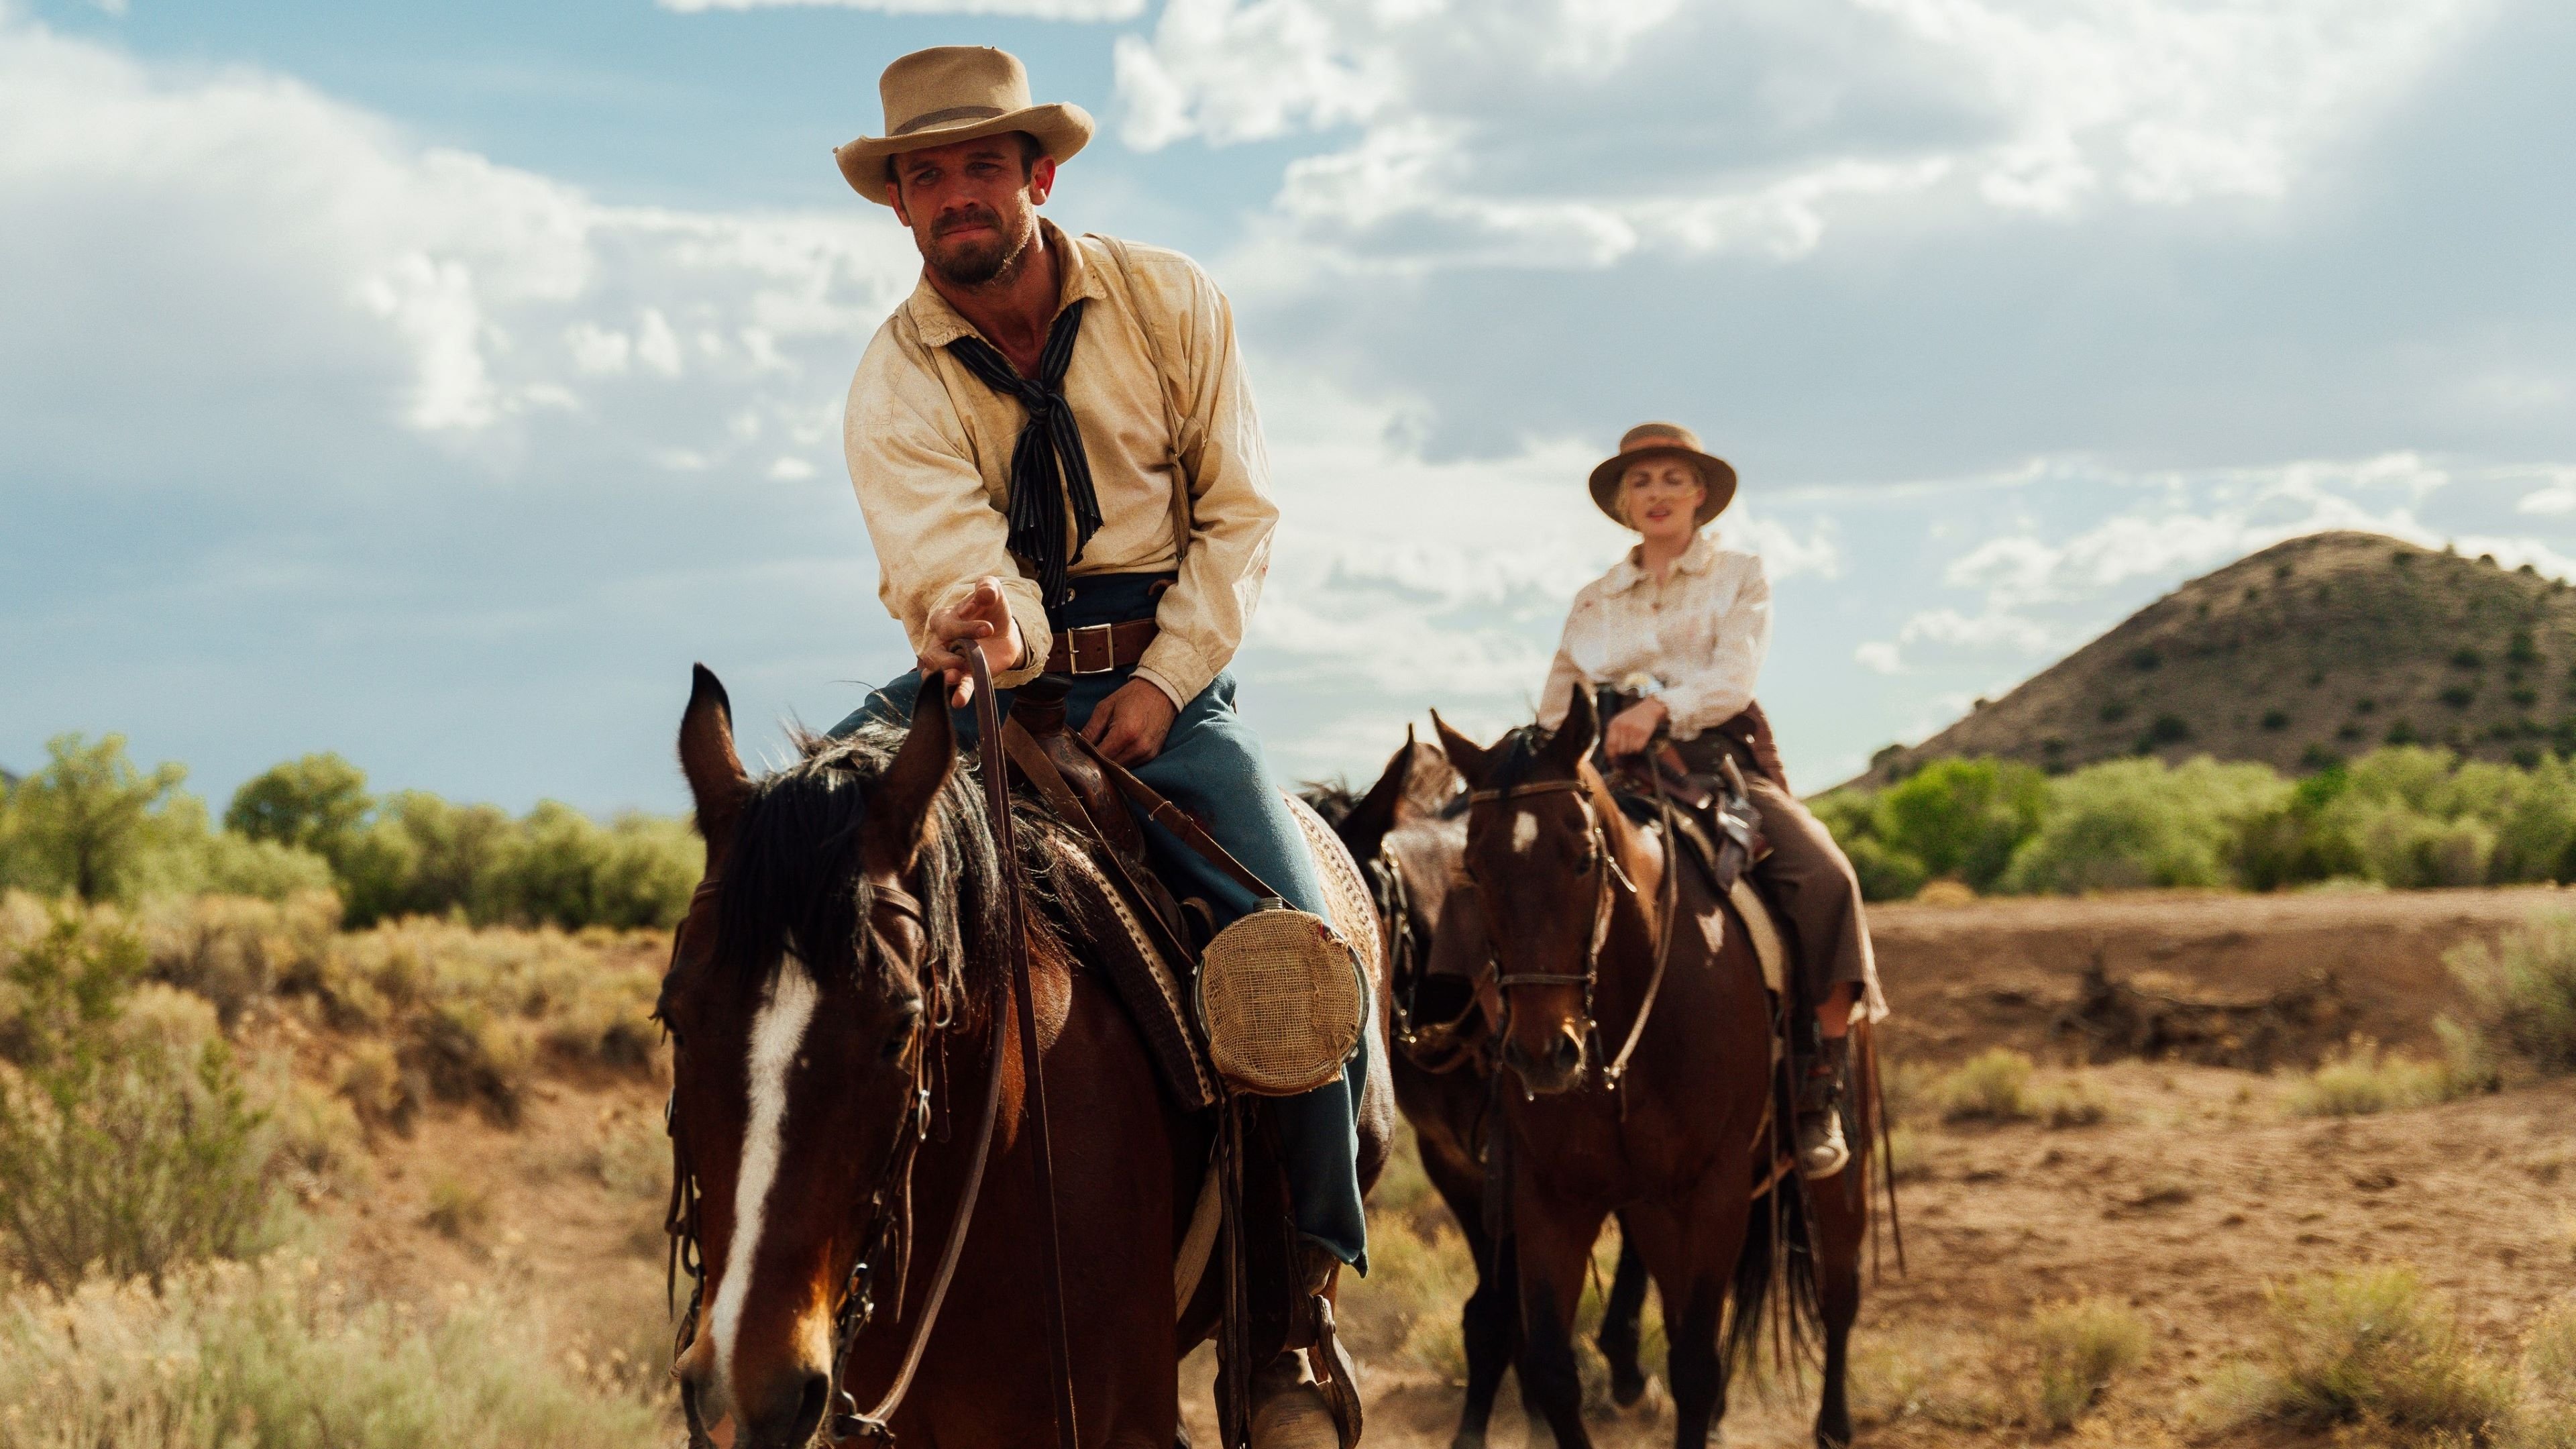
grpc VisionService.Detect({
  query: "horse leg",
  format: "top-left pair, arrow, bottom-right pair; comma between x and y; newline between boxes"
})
1594,1218 -> 1649,1408
1811,1130 -> 1871,1446
1511,1188 -> 1605,1449
1453,1216 -> 1517,1449
1619,1183 -> 1754,1449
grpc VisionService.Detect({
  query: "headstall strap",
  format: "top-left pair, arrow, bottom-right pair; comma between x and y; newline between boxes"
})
1469,757 -> 1679,1104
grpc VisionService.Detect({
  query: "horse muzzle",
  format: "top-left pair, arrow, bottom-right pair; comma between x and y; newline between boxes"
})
1501,1023 -> 1589,1096
733,1368 -> 831,1449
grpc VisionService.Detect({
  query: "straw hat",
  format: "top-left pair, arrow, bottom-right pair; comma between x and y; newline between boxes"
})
1586,422 -> 1737,529
835,47 -> 1094,207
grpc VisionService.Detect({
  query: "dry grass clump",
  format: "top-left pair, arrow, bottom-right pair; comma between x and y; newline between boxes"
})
2284,1036 -> 2482,1118
2024,1295 -> 2149,1430
423,1175 -> 492,1242
139,890 -> 338,1027
1938,1047 -> 2034,1120
2449,911 -> 2576,1075
2193,1265 -> 2514,1440
2522,1299 -> 2576,1449
1935,1048 -> 2112,1128
0,1252 -> 668,1446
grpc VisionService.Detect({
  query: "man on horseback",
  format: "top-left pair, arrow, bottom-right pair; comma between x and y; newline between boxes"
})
826,38 -> 1368,1401
1540,423 -> 1888,1180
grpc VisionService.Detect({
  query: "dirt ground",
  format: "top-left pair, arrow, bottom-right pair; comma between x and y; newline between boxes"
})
309,886 -> 2576,1446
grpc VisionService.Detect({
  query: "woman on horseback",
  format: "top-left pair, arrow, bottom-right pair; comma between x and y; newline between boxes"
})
1539,422 -> 1886,1180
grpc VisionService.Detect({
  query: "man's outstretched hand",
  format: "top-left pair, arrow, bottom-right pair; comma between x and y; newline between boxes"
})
919,577 -> 1026,707
1083,680 -> 1179,765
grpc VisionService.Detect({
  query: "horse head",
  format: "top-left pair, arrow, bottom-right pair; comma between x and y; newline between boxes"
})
1435,692 -> 1633,1096
1330,730 -> 1481,1061
659,667 -> 994,1449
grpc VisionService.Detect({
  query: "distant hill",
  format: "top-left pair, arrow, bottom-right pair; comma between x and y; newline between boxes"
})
1852,531 -> 2576,788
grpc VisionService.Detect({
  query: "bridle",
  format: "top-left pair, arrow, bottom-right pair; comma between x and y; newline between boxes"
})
1465,765 -> 1679,1099
664,641 -> 1075,1449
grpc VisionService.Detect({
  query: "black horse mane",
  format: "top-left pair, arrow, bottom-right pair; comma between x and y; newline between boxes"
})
710,722 -> 1077,1021
1485,724 -> 1560,795
1297,779 -> 1362,827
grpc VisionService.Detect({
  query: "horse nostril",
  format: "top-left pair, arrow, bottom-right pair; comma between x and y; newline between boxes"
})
1551,1030 -> 1585,1070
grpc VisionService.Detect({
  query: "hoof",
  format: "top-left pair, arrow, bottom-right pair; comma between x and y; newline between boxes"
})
1448,1433 -> 1485,1449
1609,1364 -> 1648,1408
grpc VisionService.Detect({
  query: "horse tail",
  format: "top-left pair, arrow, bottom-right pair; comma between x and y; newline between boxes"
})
1724,1024 -> 1825,1380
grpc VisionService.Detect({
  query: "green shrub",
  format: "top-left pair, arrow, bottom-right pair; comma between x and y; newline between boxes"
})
1843,835 -> 1929,902
2243,1265 -> 2514,1434
0,1252 -> 669,1446
0,908 -> 283,1289
226,752 -> 376,869
488,804 -> 700,932
1869,758 -> 2049,892
2025,1295 -> 2148,1430
2004,757 -> 2288,894
1937,1048 -> 2033,1122
0,734 -> 194,903
2449,912 -> 2576,1073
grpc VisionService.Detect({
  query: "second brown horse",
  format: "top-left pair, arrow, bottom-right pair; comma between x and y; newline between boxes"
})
1436,689 -> 1873,1449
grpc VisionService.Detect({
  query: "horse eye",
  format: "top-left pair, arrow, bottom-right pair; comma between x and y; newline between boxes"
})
881,1000 -> 924,1061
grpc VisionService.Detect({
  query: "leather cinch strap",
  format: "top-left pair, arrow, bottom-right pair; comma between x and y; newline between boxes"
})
1043,617 -> 1159,676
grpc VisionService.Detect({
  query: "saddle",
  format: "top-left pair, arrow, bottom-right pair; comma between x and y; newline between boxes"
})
1594,689 -> 1792,1005
996,674 -> 1371,1449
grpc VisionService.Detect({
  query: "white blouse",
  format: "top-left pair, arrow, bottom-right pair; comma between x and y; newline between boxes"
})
1538,532 -> 1771,740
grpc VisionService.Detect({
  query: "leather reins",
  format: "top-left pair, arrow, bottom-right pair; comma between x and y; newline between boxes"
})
1466,765 -> 1680,1102
828,643 -> 1079,1448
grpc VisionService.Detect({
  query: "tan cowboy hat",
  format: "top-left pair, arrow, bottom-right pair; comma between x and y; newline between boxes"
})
1587,421 -> 1737,528
835,46 -> 1094,207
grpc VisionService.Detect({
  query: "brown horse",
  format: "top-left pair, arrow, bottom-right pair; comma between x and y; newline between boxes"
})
1313,736 -> 1652,1449
1434,691 -> 1874,1449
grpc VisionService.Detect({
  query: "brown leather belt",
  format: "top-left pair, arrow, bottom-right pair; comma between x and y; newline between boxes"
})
1044,618 -> 1159,676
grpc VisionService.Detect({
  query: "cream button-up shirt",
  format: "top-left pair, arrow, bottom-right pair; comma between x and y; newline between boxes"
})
843,219 -> 1277,706
1538,532 -> 1771,740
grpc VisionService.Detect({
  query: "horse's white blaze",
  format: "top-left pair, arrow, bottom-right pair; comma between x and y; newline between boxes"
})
710,953 -> 820,1395
1511,810 -> 1539,855
1699,908 -> 1725,954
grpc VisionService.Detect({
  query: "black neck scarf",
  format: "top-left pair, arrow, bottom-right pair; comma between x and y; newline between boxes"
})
945,299 -> 1099,608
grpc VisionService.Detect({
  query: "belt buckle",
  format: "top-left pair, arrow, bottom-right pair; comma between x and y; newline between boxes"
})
1065,623 -> 1118,675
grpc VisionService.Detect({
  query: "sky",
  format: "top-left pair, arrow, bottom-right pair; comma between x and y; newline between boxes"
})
5,0 -> 2575,816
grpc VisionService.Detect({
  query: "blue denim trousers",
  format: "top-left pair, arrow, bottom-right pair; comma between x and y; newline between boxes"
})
830,575 -> 1369,1271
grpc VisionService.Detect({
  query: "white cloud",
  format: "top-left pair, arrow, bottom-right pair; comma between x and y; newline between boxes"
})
661,0 -> 1142,17
0,9 -> 923,475
1114,0 -> 2493,271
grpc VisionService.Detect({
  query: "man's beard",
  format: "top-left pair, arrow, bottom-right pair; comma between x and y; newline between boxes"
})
924,206 -> 1034,289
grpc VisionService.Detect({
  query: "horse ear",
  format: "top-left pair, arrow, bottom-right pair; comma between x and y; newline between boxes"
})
1431,710 -> 1496,790
865,680 -> 955,872
680,665 -> 750,869
1337,735 -> 1414,861
1401,727 -> 1462,818
1547,688 -> 1599,772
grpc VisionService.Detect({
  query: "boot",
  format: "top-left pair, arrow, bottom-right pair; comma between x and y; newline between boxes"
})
1248,1352 -> 1340,1449
1796,1033 -> 1851,1181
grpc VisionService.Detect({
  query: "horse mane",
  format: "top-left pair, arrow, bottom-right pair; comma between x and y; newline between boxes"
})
1296,779 -> 1363,827
710,722 -> 1083,1023
1486,724 -> 1558,794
